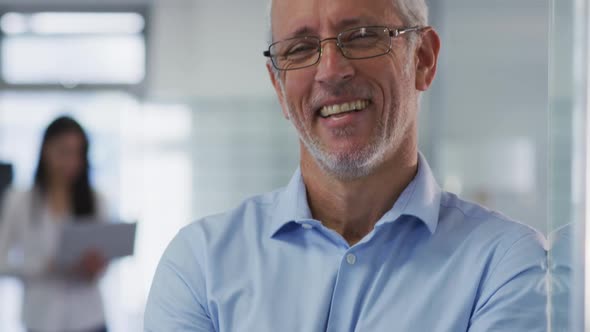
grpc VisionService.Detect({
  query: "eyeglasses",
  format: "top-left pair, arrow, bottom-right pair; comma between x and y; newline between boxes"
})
263,26 -> 423,71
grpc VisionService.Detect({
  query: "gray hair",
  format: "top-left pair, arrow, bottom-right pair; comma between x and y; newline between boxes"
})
266,0 -> 429,44
394,0 -> 429,27
266,0 -> 429,78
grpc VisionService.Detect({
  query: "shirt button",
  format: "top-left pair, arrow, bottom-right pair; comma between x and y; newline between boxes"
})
346,253 -> 356,265
301,223 -> 312,229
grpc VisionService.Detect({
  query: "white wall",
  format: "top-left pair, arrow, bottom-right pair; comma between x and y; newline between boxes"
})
148,0 -> 275,99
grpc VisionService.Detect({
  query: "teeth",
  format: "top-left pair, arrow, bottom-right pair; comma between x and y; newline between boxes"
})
320,100 -> 369,117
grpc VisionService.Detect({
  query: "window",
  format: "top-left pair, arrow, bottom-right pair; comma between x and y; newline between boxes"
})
0,11 -> 146,88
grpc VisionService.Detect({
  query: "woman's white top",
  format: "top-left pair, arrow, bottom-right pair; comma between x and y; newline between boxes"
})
0,189 -> 107,332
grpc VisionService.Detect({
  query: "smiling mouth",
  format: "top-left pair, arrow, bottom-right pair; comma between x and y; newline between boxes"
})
319,100 -> 371,118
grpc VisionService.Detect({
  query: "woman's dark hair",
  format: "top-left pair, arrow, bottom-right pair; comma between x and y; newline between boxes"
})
34,115 -> 95,217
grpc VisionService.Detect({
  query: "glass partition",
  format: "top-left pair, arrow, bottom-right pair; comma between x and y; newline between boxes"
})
548,0 -> 587,330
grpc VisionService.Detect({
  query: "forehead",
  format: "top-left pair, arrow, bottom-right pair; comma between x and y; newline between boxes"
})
49,131 -> 83,146
271,0 -> 399,39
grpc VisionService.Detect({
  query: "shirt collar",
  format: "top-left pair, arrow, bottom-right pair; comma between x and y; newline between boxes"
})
269,168 -> 313,237
269,152 -> 442,237
377,152 -> 441,234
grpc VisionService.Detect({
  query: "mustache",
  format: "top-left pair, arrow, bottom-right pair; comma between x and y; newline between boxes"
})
308,83 -> 373,111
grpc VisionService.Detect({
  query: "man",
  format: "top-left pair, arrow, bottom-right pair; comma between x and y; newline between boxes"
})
144,0 -> 547,331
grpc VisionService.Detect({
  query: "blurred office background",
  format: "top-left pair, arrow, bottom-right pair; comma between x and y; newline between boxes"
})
0,0 -> 568,331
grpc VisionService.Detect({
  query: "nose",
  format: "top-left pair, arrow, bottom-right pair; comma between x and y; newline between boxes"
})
314,39 -> 355,86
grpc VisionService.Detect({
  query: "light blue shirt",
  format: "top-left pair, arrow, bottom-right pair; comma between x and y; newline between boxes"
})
145,154 -> 547,332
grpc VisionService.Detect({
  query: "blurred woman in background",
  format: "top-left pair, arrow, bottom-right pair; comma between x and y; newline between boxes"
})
0,115 -> 109,332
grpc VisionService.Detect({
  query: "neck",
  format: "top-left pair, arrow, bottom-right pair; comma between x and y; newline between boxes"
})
43,180 -> 72,218
46,179 -> 71,195
301,143 -> 418,246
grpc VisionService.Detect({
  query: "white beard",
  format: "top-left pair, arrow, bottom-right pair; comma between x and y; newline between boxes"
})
276,56 -> 416,180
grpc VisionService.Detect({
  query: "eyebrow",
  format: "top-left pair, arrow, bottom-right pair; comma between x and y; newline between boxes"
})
338,18 -> 365,29
336,17 -> 379,30
284,16 -> 380,40
289,26 -> 317,38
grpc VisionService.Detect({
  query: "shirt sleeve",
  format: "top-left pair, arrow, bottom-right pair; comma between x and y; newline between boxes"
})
0,190 -> 51,279
467,231 -> 548,332
144,228 -> 215,332
0,190 -> 19,275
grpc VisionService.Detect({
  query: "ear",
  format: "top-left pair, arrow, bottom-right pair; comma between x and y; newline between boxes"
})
267,62 -> 290,120
414,27 -> 440,91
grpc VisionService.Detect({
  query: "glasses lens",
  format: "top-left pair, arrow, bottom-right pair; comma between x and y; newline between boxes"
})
270,37 -> 320,70
339,26 -> 391,59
